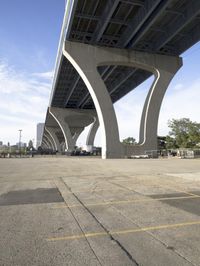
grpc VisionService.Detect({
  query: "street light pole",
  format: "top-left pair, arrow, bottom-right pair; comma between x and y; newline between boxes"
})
18,129 -> 22,157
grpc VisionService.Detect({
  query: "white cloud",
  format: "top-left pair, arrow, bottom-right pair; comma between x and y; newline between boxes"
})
32,70 -> 54,80
0,62 -> 27,94
0,113 -> 32,124
0,60 -> 51,145
158,78 -> 200,135
172,83 -> 184,91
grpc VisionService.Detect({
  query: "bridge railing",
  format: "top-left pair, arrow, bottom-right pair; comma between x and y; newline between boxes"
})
49,0 -> 78,106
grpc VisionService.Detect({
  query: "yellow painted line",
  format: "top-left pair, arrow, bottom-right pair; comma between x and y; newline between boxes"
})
110,179 -> 199,197
47,231 -> 108,241
54,187 -> 127,194
71,187 -> 126,193
52,194 -> 200,209
46,220 -> 200,242
158,184 -> 199,197
57,182 -> 198,197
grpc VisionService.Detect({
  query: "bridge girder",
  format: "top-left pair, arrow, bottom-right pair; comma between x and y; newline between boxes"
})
118,0 -> 170,47
153,0 -> 200,51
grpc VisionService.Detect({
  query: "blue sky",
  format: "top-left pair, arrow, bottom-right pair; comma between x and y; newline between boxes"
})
0,1 -> 200,147
0,0 -> 65,146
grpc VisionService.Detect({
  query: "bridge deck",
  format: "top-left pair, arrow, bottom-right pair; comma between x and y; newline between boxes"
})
50,0 -> 200,109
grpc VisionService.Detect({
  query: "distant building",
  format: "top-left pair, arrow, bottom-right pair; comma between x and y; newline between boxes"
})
16,142 -> 27,148
0,141 -> 3,146
36,123 -> 44,148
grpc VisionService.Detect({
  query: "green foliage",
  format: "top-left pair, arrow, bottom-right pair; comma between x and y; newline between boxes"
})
167,118 -> 200,148
0,145 -> 26,155
122,137 -> 136,145
165,136 -> 178,149
157,136 -> 166,150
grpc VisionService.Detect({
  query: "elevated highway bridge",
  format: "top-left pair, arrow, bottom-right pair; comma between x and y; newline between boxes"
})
42,0 -> 200,158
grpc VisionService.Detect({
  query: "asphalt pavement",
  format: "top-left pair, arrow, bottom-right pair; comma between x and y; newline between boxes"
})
0,156 -> 200,266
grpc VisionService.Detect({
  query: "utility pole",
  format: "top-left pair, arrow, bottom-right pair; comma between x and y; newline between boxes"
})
18,129 -> 22,157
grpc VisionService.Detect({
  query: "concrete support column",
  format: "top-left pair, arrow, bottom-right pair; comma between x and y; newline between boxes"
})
48,132 -> 57,151
43,135 -> 53,150
60,141 -> 66,152
44,132 -> 56,150
42,140 -> 49,149
86,118 -> 99,147
45,126 -> 62,152
48,107 -> 98,154
63,42 -> 122,158
71,127 -> 84,144
59,41 -> 181,157
138,70 -> 176,151
49,107 -> 75,153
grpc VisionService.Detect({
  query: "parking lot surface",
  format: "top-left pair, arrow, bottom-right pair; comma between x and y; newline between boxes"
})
0,156 -> 200,265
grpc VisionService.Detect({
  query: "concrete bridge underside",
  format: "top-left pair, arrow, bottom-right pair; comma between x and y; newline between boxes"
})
43,107 -> 97,154
43,42 -> 182,158
42,0 -> 200,158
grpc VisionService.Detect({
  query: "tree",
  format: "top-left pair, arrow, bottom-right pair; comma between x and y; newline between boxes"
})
167,118 -> 200,148
165,135 -> 178,149
157,136 -> 166,150
122,137 -> 136,145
